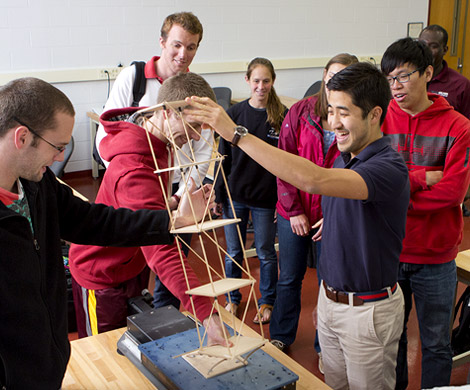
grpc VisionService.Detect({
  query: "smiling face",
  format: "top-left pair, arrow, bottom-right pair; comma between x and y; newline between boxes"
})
19,111 -> 74,182
386,62 -> 432,115
327,90 -> 381,158
159,24 -> 200,79
246,65 -> 273,108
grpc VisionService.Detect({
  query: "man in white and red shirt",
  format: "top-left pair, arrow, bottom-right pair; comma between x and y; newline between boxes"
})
95,12 -> 213,309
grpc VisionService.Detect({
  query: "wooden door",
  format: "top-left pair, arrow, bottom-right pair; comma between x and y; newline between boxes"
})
428,0 -> 470,79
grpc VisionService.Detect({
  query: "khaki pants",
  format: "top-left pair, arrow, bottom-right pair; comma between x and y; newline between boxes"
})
317,282 -> 404,390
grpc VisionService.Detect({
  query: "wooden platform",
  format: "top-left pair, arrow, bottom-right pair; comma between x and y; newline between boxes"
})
186,278 -> 254,297
170,218 -> 241,234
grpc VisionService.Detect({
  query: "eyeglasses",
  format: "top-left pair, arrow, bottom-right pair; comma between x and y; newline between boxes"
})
386,69 -> 420,86
13,117 -> 67,153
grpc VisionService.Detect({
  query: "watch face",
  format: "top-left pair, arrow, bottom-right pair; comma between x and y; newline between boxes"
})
232,126 -> 248,146
236,126 -> 248,136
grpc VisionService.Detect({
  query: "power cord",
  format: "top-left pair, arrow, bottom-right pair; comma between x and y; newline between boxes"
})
104,70 -> 110,104
102,63 -> 123,108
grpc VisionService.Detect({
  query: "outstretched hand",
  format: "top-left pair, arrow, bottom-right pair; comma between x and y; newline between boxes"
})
203,314 -> 233,347
173,178 -> 216,228
184,96 -> 237,142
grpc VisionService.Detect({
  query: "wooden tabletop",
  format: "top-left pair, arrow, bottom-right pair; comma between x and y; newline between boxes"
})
86,111 -> 100,122
57,178 -> 89,202
452,250 -> 470,368
456,249 -> 470,283
63,308 -> 330,390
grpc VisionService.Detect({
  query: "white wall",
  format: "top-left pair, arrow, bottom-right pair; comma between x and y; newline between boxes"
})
0,0 -> 428,173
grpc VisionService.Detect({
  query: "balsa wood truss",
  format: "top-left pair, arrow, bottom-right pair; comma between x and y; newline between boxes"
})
136,100 -> 267,378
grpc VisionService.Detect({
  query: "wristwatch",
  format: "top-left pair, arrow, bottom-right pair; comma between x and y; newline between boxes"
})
231,125 -> 249,146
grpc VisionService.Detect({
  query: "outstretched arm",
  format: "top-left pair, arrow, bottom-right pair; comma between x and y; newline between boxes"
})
185,96 -> 368,200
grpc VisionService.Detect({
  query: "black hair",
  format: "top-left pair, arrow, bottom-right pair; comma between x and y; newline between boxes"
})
421,24 -> 448,46
327,62 -> 391,125
381,37 -> 433,76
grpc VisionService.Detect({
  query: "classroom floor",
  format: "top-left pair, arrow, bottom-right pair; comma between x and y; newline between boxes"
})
64,170 -> 470,389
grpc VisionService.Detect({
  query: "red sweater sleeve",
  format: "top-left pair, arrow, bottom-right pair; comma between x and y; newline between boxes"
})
116,168 -> 213,321
408,125 -> 470,214
409,169 -> 427,194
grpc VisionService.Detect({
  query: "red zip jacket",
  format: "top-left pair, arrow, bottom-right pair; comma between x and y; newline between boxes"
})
382,94 -> 470,264
276,96 -> 340,225
69,107 -> 212,320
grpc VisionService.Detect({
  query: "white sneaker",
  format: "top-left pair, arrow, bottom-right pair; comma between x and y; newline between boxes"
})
318,352 -> 324,374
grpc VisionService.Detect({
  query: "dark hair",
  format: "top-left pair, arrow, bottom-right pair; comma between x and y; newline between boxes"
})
421,24 -> 448,46
314,53 -> 359,120
0,77 -> 75,139
327,62 -> 391,125
381,37 -> 433,76
161,12 -> 203,45
158,72 -> 215,103
246,57 -> 285,133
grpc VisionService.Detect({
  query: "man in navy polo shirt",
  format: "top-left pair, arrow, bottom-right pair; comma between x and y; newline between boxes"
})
185,62 -> 410,390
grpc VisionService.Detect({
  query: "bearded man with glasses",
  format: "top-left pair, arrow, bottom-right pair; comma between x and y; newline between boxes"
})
381,37 -> 470,390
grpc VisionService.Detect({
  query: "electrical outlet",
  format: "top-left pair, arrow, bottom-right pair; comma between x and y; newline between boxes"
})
98,67 -> 122,80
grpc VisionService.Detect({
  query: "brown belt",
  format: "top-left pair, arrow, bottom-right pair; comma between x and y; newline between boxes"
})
323,281 -> 397,306
323,281 -> 365,306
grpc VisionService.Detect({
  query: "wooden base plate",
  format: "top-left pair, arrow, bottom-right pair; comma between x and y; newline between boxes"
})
182,352 -> 247,378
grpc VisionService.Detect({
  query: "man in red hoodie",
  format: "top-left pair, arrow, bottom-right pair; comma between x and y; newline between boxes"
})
69,72 -> 228,346
381,37 -> 470,390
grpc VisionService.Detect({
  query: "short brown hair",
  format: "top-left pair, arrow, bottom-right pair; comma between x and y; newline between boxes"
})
0,77 -> 75,138
160,12 -> 203,45
158,72 -> 215,103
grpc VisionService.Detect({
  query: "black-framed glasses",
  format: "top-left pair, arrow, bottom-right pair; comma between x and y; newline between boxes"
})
386,69 -> 420,86
13,117 -> 66,153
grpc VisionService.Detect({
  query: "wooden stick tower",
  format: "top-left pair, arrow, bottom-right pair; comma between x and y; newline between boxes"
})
135,101 -> 267,378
